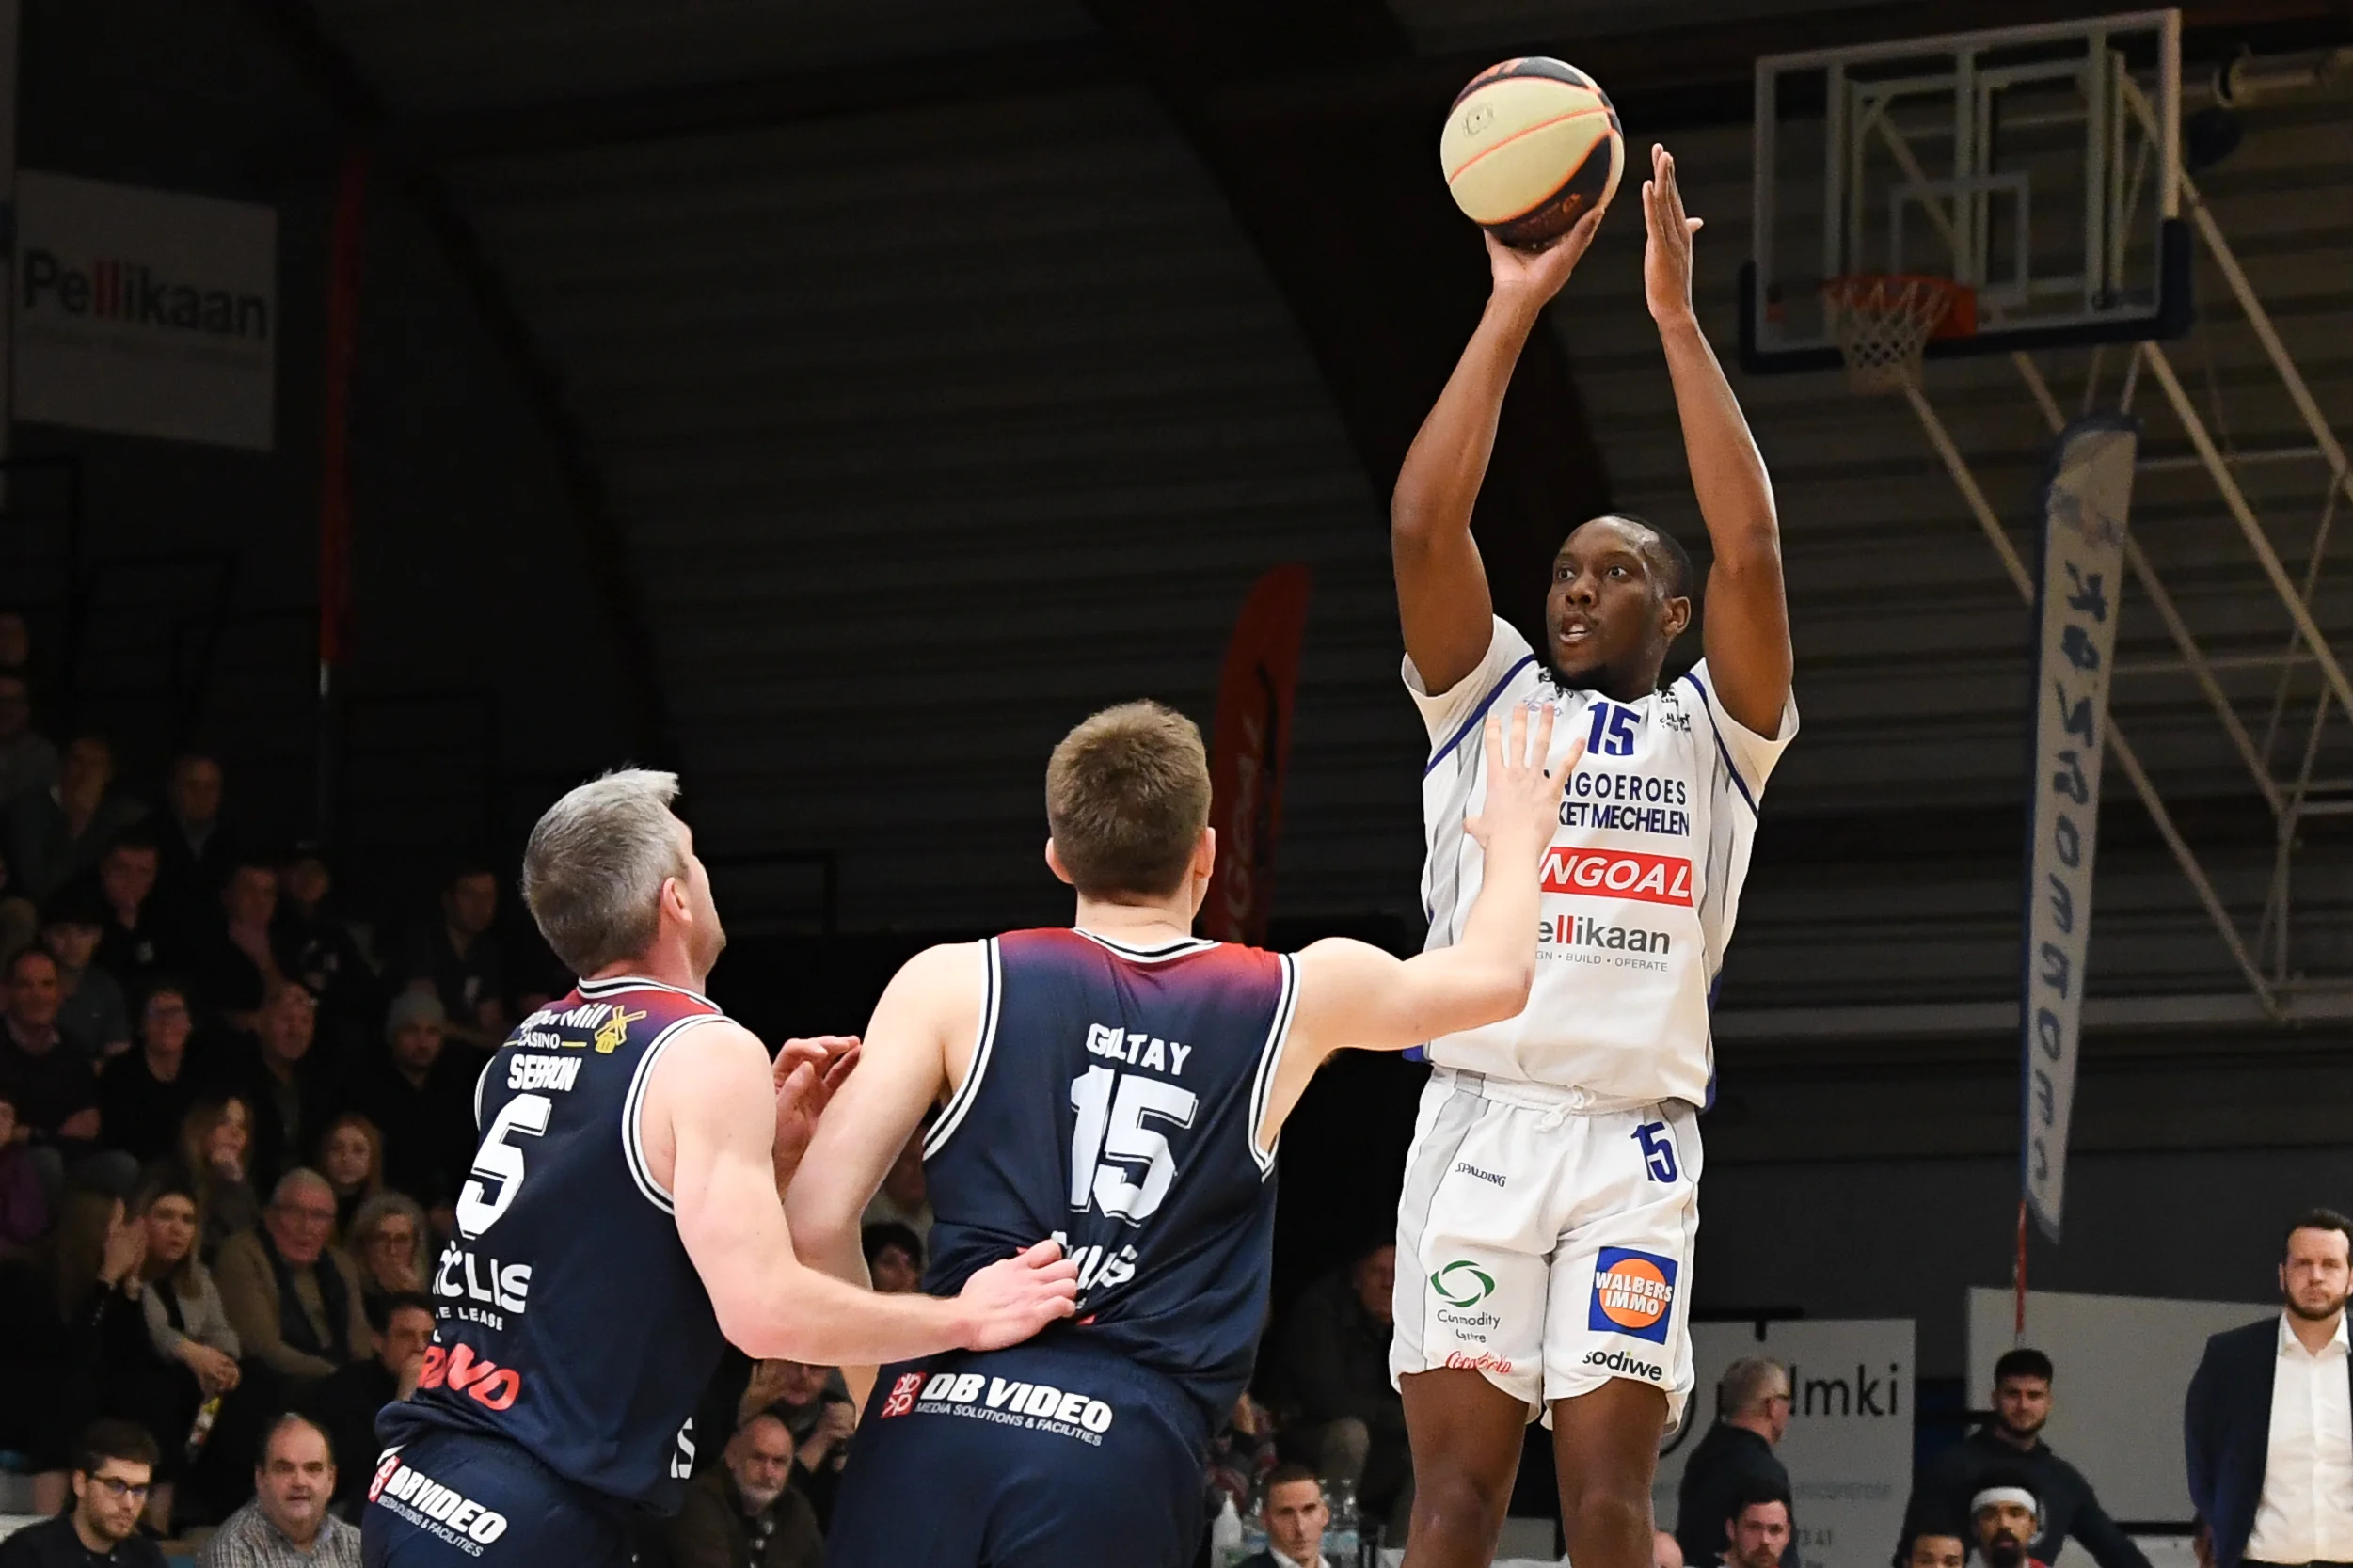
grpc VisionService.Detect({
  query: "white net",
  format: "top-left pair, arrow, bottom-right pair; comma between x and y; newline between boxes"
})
1820,275 -> 1963,393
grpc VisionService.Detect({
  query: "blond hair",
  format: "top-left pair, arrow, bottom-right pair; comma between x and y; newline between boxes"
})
1044,701 -> 1211,898
522,769 -> 689,975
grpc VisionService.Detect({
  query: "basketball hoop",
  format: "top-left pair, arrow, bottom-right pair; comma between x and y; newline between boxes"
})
1820,274 -> 1976,394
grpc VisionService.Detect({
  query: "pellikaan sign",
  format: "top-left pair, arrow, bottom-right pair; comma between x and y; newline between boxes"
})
13,171 -> 278,451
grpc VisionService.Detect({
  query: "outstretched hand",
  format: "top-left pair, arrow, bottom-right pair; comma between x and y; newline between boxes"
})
1487,202 -> 1609,311
956,1238 -> 1081,1351
1464,702 -> 1579,861
1642,142 -> 1704,327
772,1034 -> 860,1185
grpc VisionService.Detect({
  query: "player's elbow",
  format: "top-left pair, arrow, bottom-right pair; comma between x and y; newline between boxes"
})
1428,958 -> 1534,1038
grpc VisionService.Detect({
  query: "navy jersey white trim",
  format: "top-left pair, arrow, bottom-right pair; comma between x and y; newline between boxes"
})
1073,930 -> 1218,964
923,939 -> 1004,1161
1246,953 -> 1300,1174
621,1013 -> 729,1213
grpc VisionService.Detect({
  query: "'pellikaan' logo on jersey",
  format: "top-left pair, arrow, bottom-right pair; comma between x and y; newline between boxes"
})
1587,1247 -> 1677,1345
368,1458 -> 509,1554
1538,915 -> 1672,954
898,1370 -> 1116,1447
1541,847 -> 1693,907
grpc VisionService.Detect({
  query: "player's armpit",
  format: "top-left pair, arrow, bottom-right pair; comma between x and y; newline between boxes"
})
786,942 -> 975,1280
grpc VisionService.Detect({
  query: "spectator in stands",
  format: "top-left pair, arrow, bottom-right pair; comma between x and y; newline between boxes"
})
189,858 -> 287,1030
0,1418 -> 167,1568
1206,1392 -> 1280,1513
314,1114 -> 383,1241
1969,1471 -> 2046,1568
153,752 -> 237,956
1680,1358 -> 1797,1568
3,735 -> 145,905
1238,1462 -> 1335,1568
234,980 -> 335,1185
42,886 -> 131,1059
127,1174 -> 242,1531
2,946 -> 135,1202
862,1130 -> 932,1241
214,1168 -> 368,1386
1906,1527 -> 1969,1568
94,835 -> 169,991
348,990 -> 475,1226
316,1291 -> 432,1518
0,670 -> 55,810
739,1359 -> 855,1527
399,863 -> 509,1053
1900,1348 -> 2147,1568
1275,1240 -> 1408,1533
49,1190 -> 163,1460
177,1092 -> 262,1259
2186,1208 -> 2353,1568
99,981 -> 204,1166
199,1412 -> 361,1566
665,1411 -> 825,1568
274,846 -> 379,1074
0,1092 -> 51,1244
345,1192 -> 428,1325
862,1220 -> 924,1293
1725,1490 -> 1796,1568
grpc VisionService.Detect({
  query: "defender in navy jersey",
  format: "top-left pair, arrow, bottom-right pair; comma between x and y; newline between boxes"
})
788,698 -> 1580,1568
363,770 -> 1079,1567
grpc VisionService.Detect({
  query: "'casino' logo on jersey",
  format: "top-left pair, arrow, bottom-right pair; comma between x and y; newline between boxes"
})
1541,847 -> 1693,907
1586,1247 -> 1677,1344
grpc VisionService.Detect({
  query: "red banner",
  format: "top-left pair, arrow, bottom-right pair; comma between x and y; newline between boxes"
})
1201,564 -> 1312,945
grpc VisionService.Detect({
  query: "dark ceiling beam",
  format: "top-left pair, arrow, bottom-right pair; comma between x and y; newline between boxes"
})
233,0 -> 676,767
401,34 -> 1120,164
1079,0 -> 1611,645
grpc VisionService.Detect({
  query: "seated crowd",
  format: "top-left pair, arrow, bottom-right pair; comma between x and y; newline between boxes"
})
0,620 -> 1411,1564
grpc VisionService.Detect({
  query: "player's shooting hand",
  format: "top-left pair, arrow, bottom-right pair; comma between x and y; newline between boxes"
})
953,1238 -> 1081,1352
1487,201 -> 1608,310
771,1034 -> 860,1184
1463,702 -> 1579,862
1642,142 -> 1705,328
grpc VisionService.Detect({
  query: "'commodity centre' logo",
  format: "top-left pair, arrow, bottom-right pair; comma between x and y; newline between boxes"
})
1430,1259 -> 1496,1309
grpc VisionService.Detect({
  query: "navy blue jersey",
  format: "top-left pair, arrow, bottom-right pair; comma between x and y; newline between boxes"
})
380,976 -> 734,1514
921,927 -> 1296,1423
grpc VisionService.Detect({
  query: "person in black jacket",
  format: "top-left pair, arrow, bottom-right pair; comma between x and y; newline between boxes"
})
0,1419 -> 167,1568
1677,1358 -> 1797,1568
1897,1349 -> 2149,1568
313,1291 -> 434,1518
2186,1209 -> 2353,1568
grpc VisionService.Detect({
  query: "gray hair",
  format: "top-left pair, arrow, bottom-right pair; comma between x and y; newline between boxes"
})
522,768 -> 690,976
350,1190 -> 427,1255
271,1167 -> 333,1208
1718,1356 -> 1789,1418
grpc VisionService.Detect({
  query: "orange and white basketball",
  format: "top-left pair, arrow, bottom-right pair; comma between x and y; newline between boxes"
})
1440,57 -> 1624,249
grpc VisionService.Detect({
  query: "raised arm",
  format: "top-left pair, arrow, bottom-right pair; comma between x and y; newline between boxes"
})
785,942 -> 978,1404
1644,143 -> 1790,735
1256,705 -> 1575,1145
650,1019 -> 1073,1367
1394,212 -> 1608,696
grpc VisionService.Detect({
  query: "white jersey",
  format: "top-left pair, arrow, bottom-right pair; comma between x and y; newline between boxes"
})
1408,616 -> 1796,1105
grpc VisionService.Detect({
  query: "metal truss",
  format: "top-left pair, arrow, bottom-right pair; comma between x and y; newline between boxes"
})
1884,71 -> 2353,1024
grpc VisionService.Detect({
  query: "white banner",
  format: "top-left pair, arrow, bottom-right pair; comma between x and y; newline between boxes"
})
2021,414 -> 2138,1240
12,170 -> 277,450
1655,1320 -> 1916,1568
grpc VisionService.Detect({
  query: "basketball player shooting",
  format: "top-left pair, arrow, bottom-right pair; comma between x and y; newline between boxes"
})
361,771 -> 1079,1568
785,698 -> 1577,1568
1389,144 -> 1795,1568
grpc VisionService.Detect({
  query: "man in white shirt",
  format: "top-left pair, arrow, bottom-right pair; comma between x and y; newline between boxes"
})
2187,1211 -> 2353,1568
1388,144 -> 1795,1568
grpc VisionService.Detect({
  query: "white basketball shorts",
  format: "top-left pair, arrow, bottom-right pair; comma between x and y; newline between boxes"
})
1390,1067 -> 1700,1431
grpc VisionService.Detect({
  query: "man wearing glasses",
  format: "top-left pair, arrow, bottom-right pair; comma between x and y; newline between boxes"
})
1677,1359 -> 1799,1568
215,1169 -> 372,1385
0,1419 -> 167,1566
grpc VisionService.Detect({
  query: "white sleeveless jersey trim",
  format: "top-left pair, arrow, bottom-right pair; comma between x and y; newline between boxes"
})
1245,951 -> 1301,1177
923,940 -> 1003,1161
1073,929 -> 1217,964
579,975 -> 720,1008
621,1012 -> 733,1214
1406,616 -> 1796,1101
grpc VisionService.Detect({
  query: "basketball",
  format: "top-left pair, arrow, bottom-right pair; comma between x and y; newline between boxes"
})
1440,57 -> 1624,249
